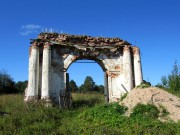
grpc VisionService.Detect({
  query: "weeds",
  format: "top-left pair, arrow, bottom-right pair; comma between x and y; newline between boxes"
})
130,104 -> 160,119
72,92 -> 104,108
120,92 -> 128,101
159,105 -> 170,117
0,94 -> 179,135
136,81 -> 151,89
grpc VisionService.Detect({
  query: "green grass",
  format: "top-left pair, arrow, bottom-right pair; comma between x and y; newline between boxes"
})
0,93 -> 179,135
72,92 -> 104,108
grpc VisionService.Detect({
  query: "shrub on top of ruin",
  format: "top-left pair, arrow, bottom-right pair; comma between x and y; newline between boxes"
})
136,80 -> 151,89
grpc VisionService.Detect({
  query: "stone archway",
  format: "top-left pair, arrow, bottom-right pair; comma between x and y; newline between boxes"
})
24,33 -> 143,106
64,54 -> 109,103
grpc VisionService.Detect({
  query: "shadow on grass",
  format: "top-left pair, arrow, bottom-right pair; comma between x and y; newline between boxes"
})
0,111 -> 9,116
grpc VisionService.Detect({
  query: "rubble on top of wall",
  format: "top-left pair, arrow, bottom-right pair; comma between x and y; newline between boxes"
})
36,32 -> 131,46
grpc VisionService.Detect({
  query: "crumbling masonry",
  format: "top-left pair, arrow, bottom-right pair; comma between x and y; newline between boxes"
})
24,33 -> 143,106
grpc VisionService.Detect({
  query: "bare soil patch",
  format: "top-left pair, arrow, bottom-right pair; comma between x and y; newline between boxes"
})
120,87 -> 180,122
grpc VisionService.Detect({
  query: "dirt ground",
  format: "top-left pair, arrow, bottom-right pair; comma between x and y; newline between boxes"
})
119,87 -> 180,122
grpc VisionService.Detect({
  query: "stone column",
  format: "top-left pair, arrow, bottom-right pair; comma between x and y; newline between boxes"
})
133,46 -> 143,86
41,43 -> 51,101
123,45 -> 133,91
25,44 -> 39,101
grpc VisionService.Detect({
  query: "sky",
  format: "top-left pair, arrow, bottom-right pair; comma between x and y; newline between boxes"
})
0,0 -> 179,86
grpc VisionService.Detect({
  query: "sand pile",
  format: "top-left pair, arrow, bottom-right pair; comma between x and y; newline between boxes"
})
120,87 -> 180,122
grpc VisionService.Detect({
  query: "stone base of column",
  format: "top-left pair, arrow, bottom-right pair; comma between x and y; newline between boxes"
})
109,97 -> 120,103
40,96 -> 53,107
24,96 -> 39,102
41,96 -> 52,101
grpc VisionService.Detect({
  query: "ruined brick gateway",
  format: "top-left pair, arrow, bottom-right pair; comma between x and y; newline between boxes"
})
24,33 -> 143,106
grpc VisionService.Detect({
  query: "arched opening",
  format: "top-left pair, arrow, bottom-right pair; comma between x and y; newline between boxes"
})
66,59 -> 109,106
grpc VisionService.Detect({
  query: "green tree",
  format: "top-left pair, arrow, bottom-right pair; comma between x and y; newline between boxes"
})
168,61 -> 180,92
98,85 -> 104,93
69,80 -> 78,92
15,80 -> 28,93
0,70 -> 17,94
79,84 -> 85,93
94,85 -> 104,93
83,76 -> 95,92
94,85 -> 99,92
157,61 -> 180,92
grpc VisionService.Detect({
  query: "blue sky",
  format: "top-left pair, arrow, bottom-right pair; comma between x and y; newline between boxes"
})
0,0 -> 179,86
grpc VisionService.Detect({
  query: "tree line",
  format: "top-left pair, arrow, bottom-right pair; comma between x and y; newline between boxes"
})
0,70 -> 104,94
156,61 -> 180,93
69,76 -> 104,93
0,70 -> 27,94
1,61 -> 179,95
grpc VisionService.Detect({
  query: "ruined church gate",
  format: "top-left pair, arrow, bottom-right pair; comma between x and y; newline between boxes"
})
24,33 -> 143,105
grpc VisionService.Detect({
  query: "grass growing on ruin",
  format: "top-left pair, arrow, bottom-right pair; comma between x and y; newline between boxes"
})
0,93 -> 179,135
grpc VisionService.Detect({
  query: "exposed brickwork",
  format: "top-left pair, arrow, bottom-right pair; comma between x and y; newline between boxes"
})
29,43 -> 39,56
123,45 -> 131,52
36,33 -> 131,46
115,65 -> 121,71
44,42 -> 51,49
132,46 -> 140,55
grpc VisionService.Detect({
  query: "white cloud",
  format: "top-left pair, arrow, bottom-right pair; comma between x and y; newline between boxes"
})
20,24 -> 41,36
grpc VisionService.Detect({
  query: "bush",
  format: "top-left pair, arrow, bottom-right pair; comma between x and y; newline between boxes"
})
159,105 -> 169,117
120,93 -> 128,101
78,103 -> 128,128
130,104 -> 160,119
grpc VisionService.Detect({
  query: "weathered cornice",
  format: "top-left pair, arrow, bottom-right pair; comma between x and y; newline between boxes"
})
31,33 -> 131,47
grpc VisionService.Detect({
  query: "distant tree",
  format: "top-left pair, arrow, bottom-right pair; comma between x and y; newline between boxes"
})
0,70 -> 17,94
93,85 -> 99,92
157,61 -> 180,92
69,80 -> 78,92
161,76 -> 168,88
155,83 -> 165,89
98,85 -> 104,93
79,84 -> 85,93
79,76 -> 104,93
94,85 -> 104,93
83,76 -> 95,92
168,61 -> 180,92
155,76 -> 168,90
15,80 -> 28,93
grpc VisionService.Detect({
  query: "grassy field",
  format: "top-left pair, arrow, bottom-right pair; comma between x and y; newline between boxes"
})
0,93 -> 179,135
